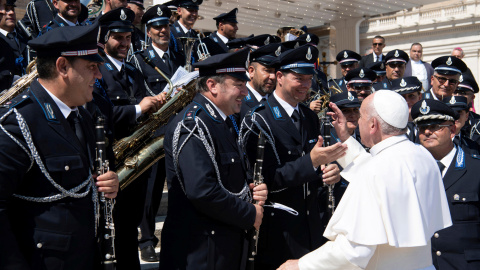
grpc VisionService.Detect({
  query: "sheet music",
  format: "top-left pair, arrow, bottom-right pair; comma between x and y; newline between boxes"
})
162,67 -> 199,97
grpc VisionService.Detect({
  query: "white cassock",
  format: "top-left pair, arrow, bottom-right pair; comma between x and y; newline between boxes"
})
299,135 -> 452,270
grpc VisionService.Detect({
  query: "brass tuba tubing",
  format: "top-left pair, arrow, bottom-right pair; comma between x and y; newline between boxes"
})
0,59 -> 38,105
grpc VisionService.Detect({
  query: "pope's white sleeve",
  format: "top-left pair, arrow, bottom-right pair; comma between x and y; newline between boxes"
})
336,136 -> 367,169
298,234 -> 376,270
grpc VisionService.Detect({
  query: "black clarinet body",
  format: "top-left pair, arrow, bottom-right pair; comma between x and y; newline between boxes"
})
320,114 -> 336,217
95,116 -> 117,270
246,132 -> 266,270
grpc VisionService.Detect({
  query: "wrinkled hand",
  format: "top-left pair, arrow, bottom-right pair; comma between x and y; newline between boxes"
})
139,96 -> 163,114
95,171 -> 119,199
309,100 -> 322,113
277,260 -> 300,270
321,163 -> 341,185
328,102 -> 350,142
250,183 -> 268,206
253,204 -> 264,231
310,136 -> 347,168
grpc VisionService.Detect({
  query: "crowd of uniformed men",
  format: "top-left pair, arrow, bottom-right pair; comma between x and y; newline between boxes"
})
0,0 -> 479,269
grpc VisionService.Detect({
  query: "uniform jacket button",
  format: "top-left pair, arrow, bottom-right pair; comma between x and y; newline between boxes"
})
288,151 -> 291,155
231,158 -> 235,162
65,165 -> 70,171
211,230 -> 215,235
306,210 -> 310,215
436,251 -> 441,256
37,243 -> 43,248
271,212 -> 274,216
117,96 -> 120,99
434,233 -> 439,238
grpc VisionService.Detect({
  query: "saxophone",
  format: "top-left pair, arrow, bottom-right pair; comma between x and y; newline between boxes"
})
115,79 -> 197,190
0,60 -> 37,105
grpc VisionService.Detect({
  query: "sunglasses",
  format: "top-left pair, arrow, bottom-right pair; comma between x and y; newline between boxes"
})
352,86 -> 372,92
373,43 -> 384,46
387,63 -> 405,68
434,75 -> 459,85
418,124 -> 452,133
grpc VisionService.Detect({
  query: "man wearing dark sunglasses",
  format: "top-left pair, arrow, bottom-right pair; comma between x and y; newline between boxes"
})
412,98 -> 480,270
425,56 -> 467,100
359,35 -> 385,68
372,49 -> 409,90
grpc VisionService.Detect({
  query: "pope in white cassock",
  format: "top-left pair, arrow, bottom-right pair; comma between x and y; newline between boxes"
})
278,90 -> 452,270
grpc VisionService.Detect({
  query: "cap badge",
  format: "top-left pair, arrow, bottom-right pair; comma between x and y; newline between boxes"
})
420,100 -> 430,115
400,79 -> 407,87
245,51 -> 250,69
459,74 -> 464,83
348,91 -> 354,101
157,7 -> 163,16
265,37 -> 270,45
344,51 -> 348,59
394,50 -> 399,57
294,42 -> 300,49
275,46 -> 282,56
359,69 -> 365,78
450,96 -> 456,104
380,63 -> 384,69
120,9 -> 127,21
447,57 -> 453,66
306,47 -> 312,60
105,30 -> 110,42
306,35 -> 311,42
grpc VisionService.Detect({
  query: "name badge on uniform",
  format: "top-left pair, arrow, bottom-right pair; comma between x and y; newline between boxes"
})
455,147 -> 465,169
272,106 -> 282,118
105,63 -> 114,71
149,50 -> 156,59
245,93 -> 251,101
44,103 -> 56,120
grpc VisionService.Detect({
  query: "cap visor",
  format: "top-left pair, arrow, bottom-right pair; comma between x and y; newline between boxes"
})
338,102 -> 360,108
416,119 -> 448,126
79,53 -> 104,63
290,67 -> 316,75
228,72 -> 250,81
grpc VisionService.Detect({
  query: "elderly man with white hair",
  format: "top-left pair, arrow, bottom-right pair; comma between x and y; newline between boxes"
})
278,90 -> 452,270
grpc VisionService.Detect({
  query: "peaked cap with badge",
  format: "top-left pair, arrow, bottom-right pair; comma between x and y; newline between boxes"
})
457,72 -> 479,94
391,76 -> 422,94
443,96 -> 469,111
367,61 -> 386,76
193,48 -> 250,81
412,99 -> 458,125
384,49 -> 409,64
213,8 -> 238,24
336,50 -> 362,66
297,33 -> 319,46
330,91 -> 361,108
141,4 -> 172,26
174,0 -> 203,10
431,56 -> 467,75
227,34 -> 280,49
249,43 -> 285,66
273,44 -> 318,75
345,67 -> 376,86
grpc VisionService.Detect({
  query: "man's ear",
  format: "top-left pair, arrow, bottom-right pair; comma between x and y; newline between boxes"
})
206,78 -> 218,95
56,57 -> 69,79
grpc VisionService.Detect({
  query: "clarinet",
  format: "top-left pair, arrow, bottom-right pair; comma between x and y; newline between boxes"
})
95,116 -> 117,270
246,132 -> 266,270
321,114 -> 336,217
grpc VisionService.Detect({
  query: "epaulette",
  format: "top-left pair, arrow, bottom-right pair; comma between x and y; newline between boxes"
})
183,105 -> 202,122
246,103 -> 265,117
3,90 -> 32,109
125,62 -> 137,72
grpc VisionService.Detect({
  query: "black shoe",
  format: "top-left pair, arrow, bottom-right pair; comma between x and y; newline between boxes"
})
141,245 -> 159,262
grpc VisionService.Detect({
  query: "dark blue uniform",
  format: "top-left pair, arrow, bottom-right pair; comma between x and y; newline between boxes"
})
0,37 -> 15,90
0,80 -> 99,269
131,47 -> 184,95
160,94 -> 256,270
242,94 -> 326,269
432,146 -> 480,269
372,76 -> 393,90
40,14 -> 80,35
240,88 -> 264,119
328,77 -> 347,92
201,31 -> 229,55
20,0 -> 57,37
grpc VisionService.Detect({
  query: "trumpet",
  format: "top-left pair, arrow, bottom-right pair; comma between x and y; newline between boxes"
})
196,34 -> 211,61
177,37 -> 198,72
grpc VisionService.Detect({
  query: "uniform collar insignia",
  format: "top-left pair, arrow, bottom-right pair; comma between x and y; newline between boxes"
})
213,37 -> 218,42
264,37 -> 270,45
272,106 -> 282,119
120,9 -> 127,20
205,103 -> 217,118
344,51 -> 348,58
449,96 -> 456,104
149,50 -> 155,59
420,100 -> 430,115
175,26 -> 181,32
275,46 -> 282,56
245,93 -> 251,100
446,57 -> 453,66
105,63 -> 114,70
306,35 -> 311,42
44,103 -> 56,120
400,79 -> 407,87
359,69 -> 365,78
455,147 -> 465,169
459,74 -> 464,82
157,7 -> 163,16
306,47 -> 312,60
394,50 -> 399,57
347,91 -> 354,101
